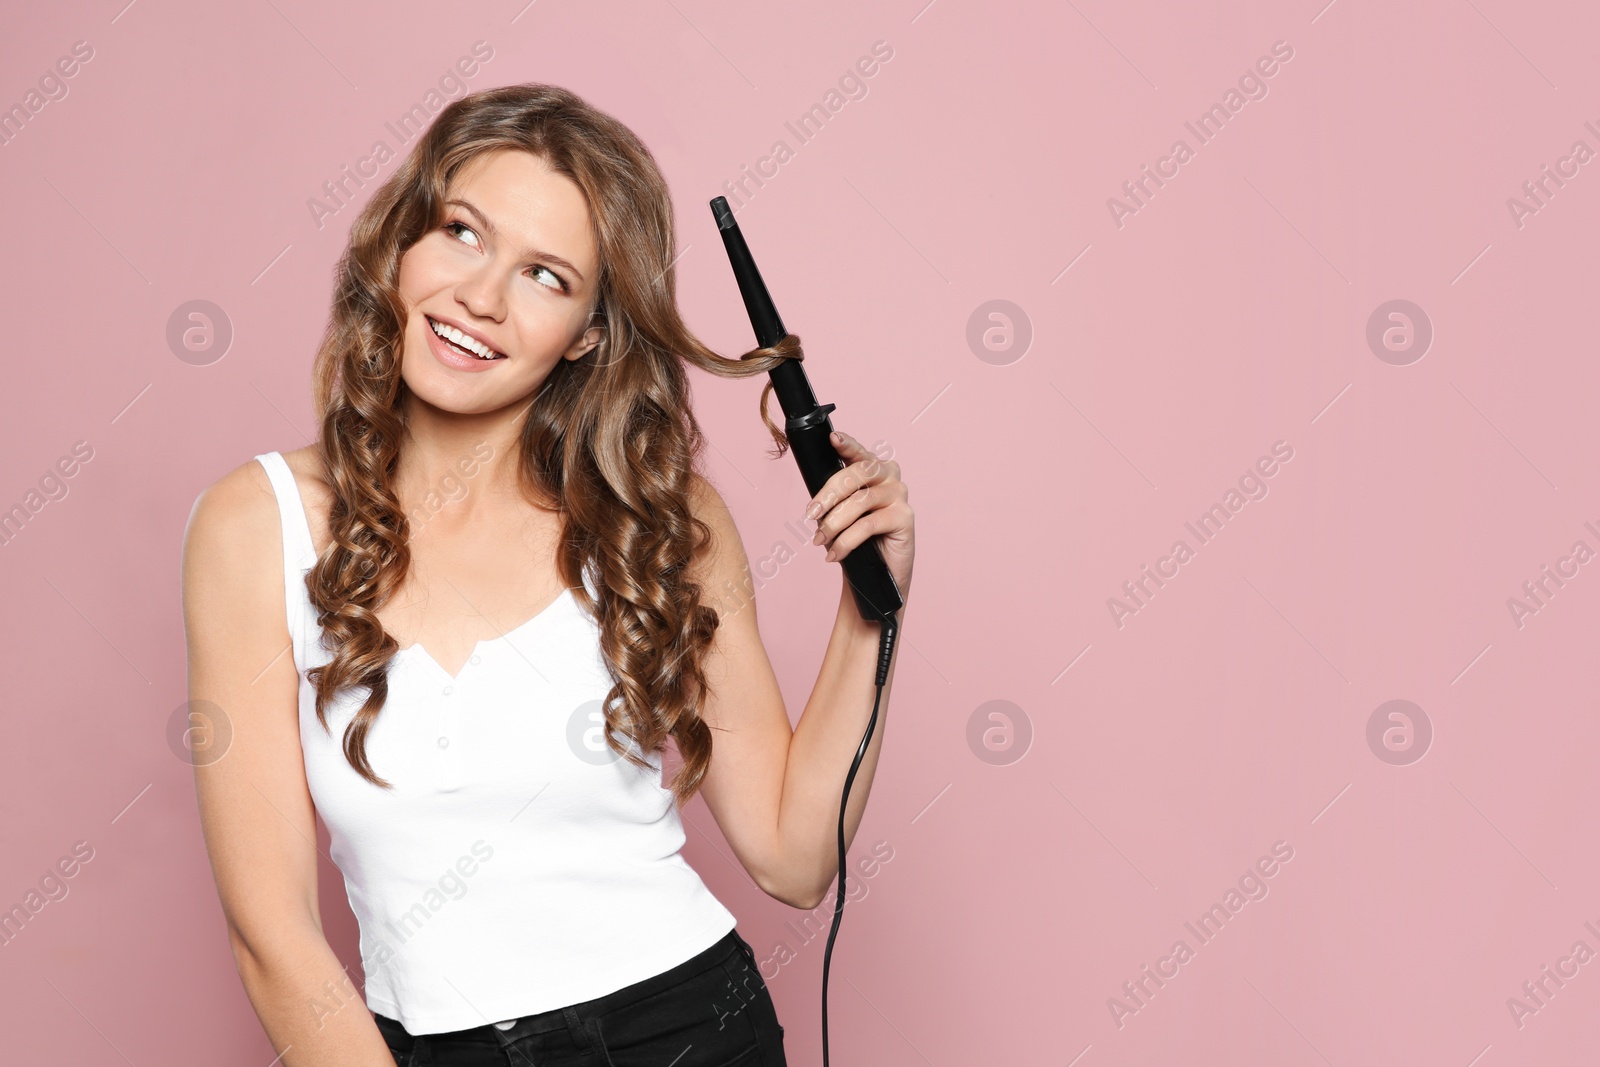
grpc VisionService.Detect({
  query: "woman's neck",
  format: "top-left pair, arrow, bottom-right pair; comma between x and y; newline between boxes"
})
395,397 -> 531,508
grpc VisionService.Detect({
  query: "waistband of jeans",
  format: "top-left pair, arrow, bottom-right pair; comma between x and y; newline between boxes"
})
563,926 -> 746,1022
379,926 -> 746,1044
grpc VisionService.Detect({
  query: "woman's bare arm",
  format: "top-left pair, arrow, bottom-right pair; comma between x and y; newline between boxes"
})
692,431 -> 914,910
183,459 -> 394,1066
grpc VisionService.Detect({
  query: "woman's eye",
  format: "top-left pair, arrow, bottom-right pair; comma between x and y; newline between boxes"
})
444,220 -> 566,292
444,220 -> 479,247
528,265 -> 566,292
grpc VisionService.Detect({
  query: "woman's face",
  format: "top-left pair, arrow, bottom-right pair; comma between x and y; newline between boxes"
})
396,148 -> 603,415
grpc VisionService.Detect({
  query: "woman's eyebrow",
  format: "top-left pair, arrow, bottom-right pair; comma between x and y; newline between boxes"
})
445,197 -> 586,282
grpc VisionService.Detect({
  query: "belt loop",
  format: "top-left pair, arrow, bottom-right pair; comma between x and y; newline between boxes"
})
732,929 -> 758,970
562,1005 -> 593,1053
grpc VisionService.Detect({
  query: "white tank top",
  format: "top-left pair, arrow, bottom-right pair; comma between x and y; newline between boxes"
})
253,452 -> 736,1035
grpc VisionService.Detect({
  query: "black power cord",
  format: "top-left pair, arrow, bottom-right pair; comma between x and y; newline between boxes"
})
820,613 -> 899,1067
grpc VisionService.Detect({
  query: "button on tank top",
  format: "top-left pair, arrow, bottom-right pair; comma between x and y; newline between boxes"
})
253,452 -> 736,1035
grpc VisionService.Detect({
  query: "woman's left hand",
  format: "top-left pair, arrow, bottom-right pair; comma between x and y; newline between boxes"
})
804,430 -> 915,600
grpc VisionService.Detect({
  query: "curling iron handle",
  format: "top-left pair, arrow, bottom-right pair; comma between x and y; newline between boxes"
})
787,403 -> 905,623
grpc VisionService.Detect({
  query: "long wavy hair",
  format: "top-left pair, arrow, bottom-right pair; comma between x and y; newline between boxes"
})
304,83 -> 805,807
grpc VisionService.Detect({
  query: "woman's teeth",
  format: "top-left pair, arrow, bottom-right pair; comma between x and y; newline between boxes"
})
428,317 -> 502,360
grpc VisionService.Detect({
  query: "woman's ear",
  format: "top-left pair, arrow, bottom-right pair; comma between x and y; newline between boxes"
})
565,325 -> 605,362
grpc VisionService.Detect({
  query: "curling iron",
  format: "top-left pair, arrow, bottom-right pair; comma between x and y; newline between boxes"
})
710,196 -> 903,1067
710,196 -> 904,625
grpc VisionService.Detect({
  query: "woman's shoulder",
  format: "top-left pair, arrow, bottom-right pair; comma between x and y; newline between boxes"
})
275,445 -> 336,555
683,471 -> 751,584
182,452 -> 295,619
186,445 -> 333,558
277,444 -> 336,511
686,469 -> 734,515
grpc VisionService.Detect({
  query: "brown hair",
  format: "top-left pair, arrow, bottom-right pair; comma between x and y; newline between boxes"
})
304,83 -> 802,807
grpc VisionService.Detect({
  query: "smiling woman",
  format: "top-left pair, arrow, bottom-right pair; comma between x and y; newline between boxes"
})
182,82 -> 913,1067
399,150 -> 603,389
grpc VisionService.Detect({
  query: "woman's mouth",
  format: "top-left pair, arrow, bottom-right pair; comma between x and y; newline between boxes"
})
426,316 -> 505,361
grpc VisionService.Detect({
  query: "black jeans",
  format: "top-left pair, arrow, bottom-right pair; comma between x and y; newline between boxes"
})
374,927 -> 787,1066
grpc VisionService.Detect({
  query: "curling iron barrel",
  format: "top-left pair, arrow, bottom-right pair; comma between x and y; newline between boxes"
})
710,196 -> 904,623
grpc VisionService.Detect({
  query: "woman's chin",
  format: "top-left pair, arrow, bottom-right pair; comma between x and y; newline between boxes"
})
400,365 -> 545,417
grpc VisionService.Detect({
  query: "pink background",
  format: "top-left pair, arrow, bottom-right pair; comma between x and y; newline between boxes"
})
2,0 -> 1598,1063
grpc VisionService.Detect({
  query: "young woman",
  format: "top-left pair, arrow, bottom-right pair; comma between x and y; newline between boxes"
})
182,83 -> 913,1066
